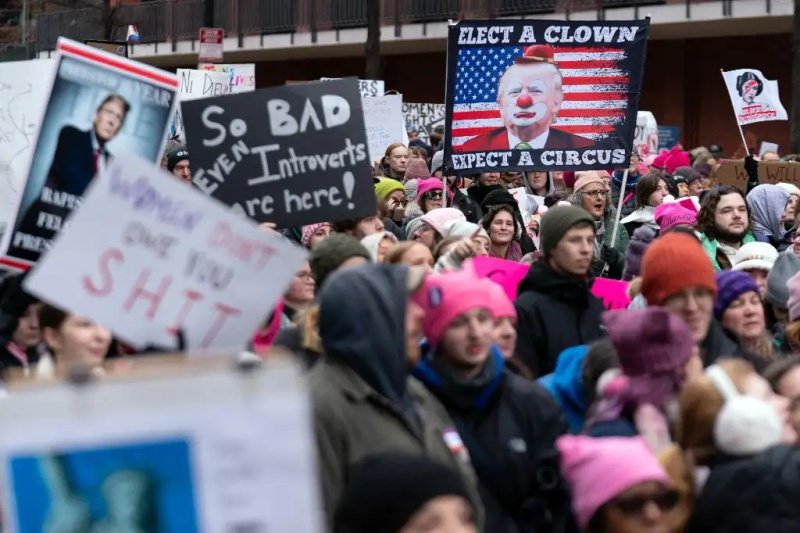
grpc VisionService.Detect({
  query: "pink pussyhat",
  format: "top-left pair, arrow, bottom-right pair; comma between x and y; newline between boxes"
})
654,201 -> 697,233
413,269 -> 496,348
486,280 -> 516,319
557,435 -> 672,529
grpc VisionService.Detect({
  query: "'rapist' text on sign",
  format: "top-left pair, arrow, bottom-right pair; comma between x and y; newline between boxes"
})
182,79 -> 376,227
445,19 -> 650,173
25,154 -> 307,351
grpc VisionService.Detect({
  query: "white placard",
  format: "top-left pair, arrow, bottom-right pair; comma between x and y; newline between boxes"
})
722,68 -> 788,125
321,77 -> 384,97
634,111 -> 659,160
198,63 -> 256,94
0,361 -> 323,532
403,102 -> 446,145
25,153 -> 307,350
508,187 -> 532,220
362,94 -> 406,165
0,59 -> 55,237
170,69 -> 231,142
759,141 -> 779,157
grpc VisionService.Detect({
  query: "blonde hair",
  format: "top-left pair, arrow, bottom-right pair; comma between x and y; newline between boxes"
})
676,358 -> 755,466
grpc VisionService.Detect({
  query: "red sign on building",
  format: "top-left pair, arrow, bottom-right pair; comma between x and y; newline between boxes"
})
198,27 -> 224,63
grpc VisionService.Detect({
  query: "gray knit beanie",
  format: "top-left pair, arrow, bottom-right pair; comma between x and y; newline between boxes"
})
309,234 -> 371,289
766,250 -> 800,309
539,205 -> 595,257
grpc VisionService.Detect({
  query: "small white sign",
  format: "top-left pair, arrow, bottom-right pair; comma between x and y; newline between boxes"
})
362,94 -> 406,164
0,361 -> 323,532
198,63 -> 256,94
25,153 -> 307,350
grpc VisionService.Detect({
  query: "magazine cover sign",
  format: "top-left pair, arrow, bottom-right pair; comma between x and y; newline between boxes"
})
446,20 -> 650,173
0,38 -> 177,270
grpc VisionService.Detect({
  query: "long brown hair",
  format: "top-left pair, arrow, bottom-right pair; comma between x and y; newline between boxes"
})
634,173 -> 666,208
695,185 -> 750,239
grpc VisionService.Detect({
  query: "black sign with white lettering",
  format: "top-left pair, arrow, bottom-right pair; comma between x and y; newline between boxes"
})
445,19 -> 650,173
183,78 -> 376,227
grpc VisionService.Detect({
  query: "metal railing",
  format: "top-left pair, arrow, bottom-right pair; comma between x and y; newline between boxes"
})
33,0 -> 741,53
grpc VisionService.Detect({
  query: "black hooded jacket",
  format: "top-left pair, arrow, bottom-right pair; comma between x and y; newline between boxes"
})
688,445 -> 800,533
481,188 -> 537,255
514,262 -> 605,377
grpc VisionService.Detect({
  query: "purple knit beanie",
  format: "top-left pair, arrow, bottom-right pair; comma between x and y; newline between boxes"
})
714,270 -> 760,319
623,226 -> 657,281
603,307 -> 694,377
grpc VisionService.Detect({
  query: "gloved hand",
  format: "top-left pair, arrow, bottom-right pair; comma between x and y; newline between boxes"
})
744,155 -> 759,192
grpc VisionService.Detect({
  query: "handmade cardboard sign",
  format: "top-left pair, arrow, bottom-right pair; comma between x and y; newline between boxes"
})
183,78 -> 376,227
713,159 -> 800,188
198,63 -> 256,94
24,153 -> 307,350
362,94 -> 406,165
0,360 -> 322,532
0,38 -> 178,271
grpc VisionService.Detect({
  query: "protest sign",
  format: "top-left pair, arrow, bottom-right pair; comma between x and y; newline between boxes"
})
0,39 -> 178,271
169,69 -> 231,142
470,255 -> 529,301
403,102 -> 446,145
714,159 -> 800,188
183,79 -> 376,227
657,125 -> 680,149
759,141 -> 779,157
508,186 -> 532,220
634,111 -> 658,160
591,277 -> 630,310
0,59 -> 54,238
722,68 -> 788,126
446,19 -> 650,173
198,63 -> 256,94
25,153 -> 307,350
363,94 -> 406,164
0,360 -> 323,532
321,77 -> 385,97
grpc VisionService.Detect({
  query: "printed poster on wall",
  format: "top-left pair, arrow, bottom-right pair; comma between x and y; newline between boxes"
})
0,361 -> 322,532
24,154 -> 307,351
182,78 -> 377,227
445,19 -> 650,173
0,38 -> 178,271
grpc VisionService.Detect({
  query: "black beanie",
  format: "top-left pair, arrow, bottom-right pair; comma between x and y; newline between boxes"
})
480,188 -> 517,211
334,453 -> 473,533
309,233 -> 371,290
166,145 -> 189,172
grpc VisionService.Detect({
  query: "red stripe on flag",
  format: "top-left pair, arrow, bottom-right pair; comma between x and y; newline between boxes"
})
563,92 -> 626,101
557,109 -> 625,118
555,60 -> 620,69
453,110 -> 500,120
562,76 -> 629,85
553,47 -> 625,54
553,125 -> 616,134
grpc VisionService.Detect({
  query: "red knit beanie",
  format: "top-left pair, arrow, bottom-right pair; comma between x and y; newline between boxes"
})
640,233 -> 716,306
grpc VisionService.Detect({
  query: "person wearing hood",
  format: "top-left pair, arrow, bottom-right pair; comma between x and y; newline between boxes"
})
467,172 -> 504,207
767,251 -> 800,353
523,171 -> 555,214
360,231 -> 398,263
746,183 -> 791,248
514,205 -> 605,377
696,186 -> 756,271
640,233 -> 764,370
310,264 -> 482,528
620,173 -> 669,236
412,269 -> 571,533
480,188 -> 537,255
537,345 -> 589,434
570,172 -> 628,280
444,172 -> 483,224
335,453 -> 479,533
609,151 -> 644,218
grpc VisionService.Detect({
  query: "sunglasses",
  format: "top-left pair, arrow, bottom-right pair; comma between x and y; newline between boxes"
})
423,191 -> 443,200
609,489 -> 679,518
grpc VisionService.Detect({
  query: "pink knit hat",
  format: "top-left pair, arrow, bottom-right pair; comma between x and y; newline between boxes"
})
573,171 -> 607,193
420,207 -> 466,236
414,270 -> 495,348
557,435 -> 672,529
416,178 -> 444,198
787,270 -> 800,321
663,146 -> 691,174
404,158 -> 431,181
654,202 -> 697,233
487,281 -> 516,319
301,222 -> 332,248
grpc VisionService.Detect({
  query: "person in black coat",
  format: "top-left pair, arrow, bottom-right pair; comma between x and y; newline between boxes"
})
480,188 -> 537,255
413,270 -> 572,533
514,206 -> 605,377
688,445 -> 800,533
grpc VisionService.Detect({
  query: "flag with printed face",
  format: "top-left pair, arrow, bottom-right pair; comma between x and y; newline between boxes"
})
721,68 -> 788,126
445,19 -> 650,174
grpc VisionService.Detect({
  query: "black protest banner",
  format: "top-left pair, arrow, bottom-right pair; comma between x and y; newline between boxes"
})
445,19 -> 650,174
403,103 -> 446,145
183,79 -> 376,227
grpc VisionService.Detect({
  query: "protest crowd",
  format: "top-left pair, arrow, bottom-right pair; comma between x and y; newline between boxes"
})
2,24 -> 800,533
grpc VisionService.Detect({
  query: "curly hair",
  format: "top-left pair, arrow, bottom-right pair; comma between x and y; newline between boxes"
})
481,204 -> 521,241
695,185 -> 750,240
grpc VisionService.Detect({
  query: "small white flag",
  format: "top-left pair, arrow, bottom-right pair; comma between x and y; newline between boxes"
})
722,68 -> 787,126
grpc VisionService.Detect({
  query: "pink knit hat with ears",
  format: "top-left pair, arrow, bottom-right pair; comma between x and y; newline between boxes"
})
486,281 -> 516,320
557,435 -> 672,530
413,269 -> 496,348
301,222 -> 332,248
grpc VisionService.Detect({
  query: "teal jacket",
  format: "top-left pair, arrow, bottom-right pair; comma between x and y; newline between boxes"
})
699,231 -> 756,271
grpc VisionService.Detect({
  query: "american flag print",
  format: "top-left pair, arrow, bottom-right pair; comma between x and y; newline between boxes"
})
451,45 -> 631,147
